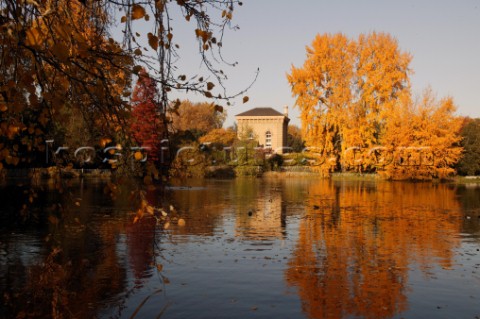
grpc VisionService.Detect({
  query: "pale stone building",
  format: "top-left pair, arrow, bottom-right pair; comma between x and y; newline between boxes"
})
235,107 -> 290,153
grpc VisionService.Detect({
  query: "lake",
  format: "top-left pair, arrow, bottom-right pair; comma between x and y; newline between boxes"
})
1,176 -> 479,318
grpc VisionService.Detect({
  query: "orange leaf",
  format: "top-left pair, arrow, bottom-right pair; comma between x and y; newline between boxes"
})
148,33 -> 159,50
25,27 -> 44,47
131,4 -> 146,20
243,96 -> 249,104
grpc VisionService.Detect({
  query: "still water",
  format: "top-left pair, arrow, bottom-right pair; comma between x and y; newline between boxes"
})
1,177 -> 480,318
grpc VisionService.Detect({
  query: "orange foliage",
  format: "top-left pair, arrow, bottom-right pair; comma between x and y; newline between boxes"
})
286,181 -> 462,319
288,32 -> 462,178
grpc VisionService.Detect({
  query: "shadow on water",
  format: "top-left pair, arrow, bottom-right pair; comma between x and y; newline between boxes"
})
0,177 -> 479,318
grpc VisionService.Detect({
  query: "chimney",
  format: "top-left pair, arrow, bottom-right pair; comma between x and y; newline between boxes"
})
284,105 -> 289,117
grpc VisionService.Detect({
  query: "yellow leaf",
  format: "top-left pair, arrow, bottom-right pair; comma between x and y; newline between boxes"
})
25,27 -> 44,47
243,96 -> 249,104
131,4 -> 146,20
146,205 -> 154,215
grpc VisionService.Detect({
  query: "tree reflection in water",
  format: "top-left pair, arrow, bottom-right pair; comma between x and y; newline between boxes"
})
0,178 -> 474,319
285,181 -> 462,319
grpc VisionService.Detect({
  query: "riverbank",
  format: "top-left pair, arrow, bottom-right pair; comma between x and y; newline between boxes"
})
1,166 -> 479,184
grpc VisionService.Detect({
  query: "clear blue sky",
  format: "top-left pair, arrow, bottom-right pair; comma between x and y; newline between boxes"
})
163,0 -> 480,127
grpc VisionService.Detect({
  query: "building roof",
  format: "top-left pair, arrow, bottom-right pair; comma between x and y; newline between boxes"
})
235,107 -> 285,117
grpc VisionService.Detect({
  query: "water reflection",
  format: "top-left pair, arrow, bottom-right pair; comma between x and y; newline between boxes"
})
0,177 -> 478,319
285,181 -> 463,319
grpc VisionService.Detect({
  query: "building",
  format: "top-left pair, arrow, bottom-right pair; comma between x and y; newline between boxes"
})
235,107 -> 290,153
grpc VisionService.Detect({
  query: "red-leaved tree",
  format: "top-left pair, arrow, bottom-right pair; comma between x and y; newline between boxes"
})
130,69 -> 166,163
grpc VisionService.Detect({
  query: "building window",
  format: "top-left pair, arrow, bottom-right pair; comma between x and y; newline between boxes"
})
265,131 -> 272,148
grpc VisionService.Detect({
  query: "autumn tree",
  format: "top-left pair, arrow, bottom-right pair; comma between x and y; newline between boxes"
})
170,100 -> 226,137
199,128 -> 237,146
287,125 -> 305,152
287,33 -> 354,167
288,32 -> 462,177
0,0 -> 249,171
455,118 -> 480,176
349,32 -> 412,149
130,69 -> 166,163
380,90 -> 463,180
0,0 -> 133,169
